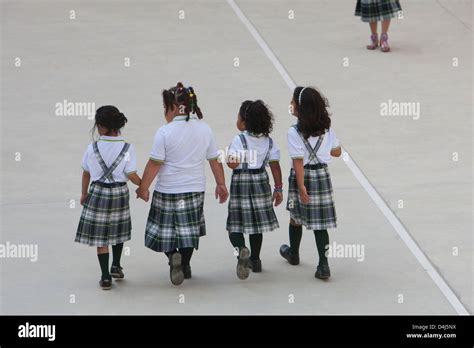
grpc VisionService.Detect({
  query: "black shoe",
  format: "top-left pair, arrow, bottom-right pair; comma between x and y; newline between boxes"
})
169,253 -> 184,286
249,259 -> 262,273
279,244 -> 300,265
183,265 -> 192,279
99,278 -> 112,290
236,247 -> 250,280
315,264 -> 331,279
110,265 -> 124,280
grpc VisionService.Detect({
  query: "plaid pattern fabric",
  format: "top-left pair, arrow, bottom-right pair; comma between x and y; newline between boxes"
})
145,191 -> 206,252
286,168 -> 337,230
75,182 -> 131,247
226,170 -> 279,234
355,0 -> 402,22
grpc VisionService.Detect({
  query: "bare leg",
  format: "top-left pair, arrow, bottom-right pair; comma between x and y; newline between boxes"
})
369,21 -> 378,34
97,246 -> 109,254
381,19 -> 391,34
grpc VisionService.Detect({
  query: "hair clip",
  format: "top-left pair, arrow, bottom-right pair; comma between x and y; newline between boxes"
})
298,87 -> 307,105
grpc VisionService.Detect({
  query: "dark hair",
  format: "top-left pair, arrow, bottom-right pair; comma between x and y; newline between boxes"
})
239,100 -> 274,137
92,105 -> 127,136
293,86 -> 331,139
162,82 -> 203,121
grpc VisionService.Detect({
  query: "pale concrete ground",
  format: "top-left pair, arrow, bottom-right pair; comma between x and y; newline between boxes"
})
0,0 -> 471,314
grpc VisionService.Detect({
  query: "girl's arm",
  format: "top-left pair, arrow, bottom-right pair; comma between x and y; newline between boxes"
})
269,161 -> 282,186
80,171 -> 91,205
292,158 -> 310,204
269,161 -> 283,206
127,172 -> 142,186
209,159 -> 229,203
136,160 -> 162,202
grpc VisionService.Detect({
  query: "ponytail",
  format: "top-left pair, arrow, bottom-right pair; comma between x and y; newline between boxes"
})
162,82 -> 203,121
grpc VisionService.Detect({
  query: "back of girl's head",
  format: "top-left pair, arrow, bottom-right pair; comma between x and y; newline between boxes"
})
293,86 -> 331,138
162,82 -> 203,121
93,105 -> 128,136
239,100 -> 274,137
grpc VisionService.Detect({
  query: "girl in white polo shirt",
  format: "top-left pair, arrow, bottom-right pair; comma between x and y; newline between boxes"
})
136,82 -> 229,286
76,105 -> 141,290
279,87 -> 342,280
226,100 -> 283,280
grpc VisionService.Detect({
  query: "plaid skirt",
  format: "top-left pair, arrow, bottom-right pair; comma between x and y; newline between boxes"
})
286,166 -> 337,230
355,0 -> 402,22
145,191 -> 206,252
75,182 -> 131,247
226,169 -> 279,234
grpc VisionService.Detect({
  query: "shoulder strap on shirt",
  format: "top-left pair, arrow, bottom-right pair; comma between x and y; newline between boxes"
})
260,137 -> 273,169
92,142 -> 112,182
96,143 -> 130,183
238,134 -> 248,170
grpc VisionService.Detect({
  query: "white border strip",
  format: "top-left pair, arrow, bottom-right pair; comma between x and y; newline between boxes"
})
226,0 -> 469,316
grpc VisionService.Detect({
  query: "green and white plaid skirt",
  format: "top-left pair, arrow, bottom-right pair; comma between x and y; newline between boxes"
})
355,0 -> 402,22
75,181 -> 132,247
145,191 -> 206,252
286,165 -> 337,230
226,168 -> 279,234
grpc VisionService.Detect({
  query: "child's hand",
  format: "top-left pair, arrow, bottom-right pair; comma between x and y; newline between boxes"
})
136,187 -> 150,202
215,184 -> 229,204
273,191 -> 283,206
299,186 -> 310,205
80,193 -> 88,206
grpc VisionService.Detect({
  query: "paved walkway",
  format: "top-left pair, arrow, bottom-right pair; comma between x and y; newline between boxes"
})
0,0 -> 471,314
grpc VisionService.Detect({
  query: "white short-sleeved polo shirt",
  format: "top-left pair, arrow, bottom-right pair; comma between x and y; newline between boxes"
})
150,115 -> 219,194
82,135 -> 137,183
287,126 -> 340,166
227,132 -> 280,169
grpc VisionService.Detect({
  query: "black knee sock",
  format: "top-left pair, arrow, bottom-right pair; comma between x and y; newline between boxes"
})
112,243 -> 124,267
97,253 -> 110,280
314,229 -> 329,266
289,224 -> 303,255
249,234 -> 263,260
165,250 -> 177,262
179,247 -> 194,266
229,232 -> 246,250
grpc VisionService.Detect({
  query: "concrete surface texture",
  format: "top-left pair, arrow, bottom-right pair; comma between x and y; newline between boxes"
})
0,0 -> 472,314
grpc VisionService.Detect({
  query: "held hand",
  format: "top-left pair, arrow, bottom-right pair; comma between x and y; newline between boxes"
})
80,193 -> 88,206
136,187 -> 150,202
299,186 -> 310,205
215,184 -> 229,204
273,191 -> 283,207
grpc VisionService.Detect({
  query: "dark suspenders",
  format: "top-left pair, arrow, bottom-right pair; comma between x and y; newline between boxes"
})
92,142 -> 130,183
238,133 -> 273,171
293,125 -> 324,164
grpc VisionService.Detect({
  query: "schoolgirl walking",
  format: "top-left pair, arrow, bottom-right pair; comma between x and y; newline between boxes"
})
226,100 -> 283,279
280,87 -> 342,279
136,82 -> 229,286
75,106 -> 141,290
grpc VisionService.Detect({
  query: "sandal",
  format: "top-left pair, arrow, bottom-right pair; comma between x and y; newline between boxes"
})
366,33 -> 379,50
380,33 -> 390,52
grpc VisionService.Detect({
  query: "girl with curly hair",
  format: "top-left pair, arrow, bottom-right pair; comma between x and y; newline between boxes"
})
226,100 -> 283,280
